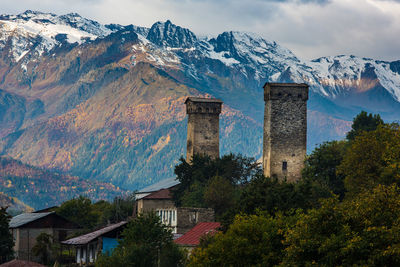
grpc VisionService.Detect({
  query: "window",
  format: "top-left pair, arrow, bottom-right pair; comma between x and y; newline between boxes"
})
282,161 -> 288,171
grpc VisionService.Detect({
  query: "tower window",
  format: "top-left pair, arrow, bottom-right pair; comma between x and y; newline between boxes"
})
282,161 -> 288,171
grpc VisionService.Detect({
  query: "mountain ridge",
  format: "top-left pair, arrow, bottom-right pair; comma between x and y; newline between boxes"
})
0,10 -> 398,194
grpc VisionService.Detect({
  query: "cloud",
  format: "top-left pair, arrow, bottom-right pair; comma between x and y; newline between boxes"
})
2,0 -> 400,61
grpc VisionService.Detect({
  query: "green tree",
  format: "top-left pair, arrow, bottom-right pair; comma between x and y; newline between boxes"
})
346,110 -> 383,141
96,212 -> 184,267
56,196 -> 99,230
239,175 -> 331,216
188,213 -> 293,266
302,140 -> 348,198
93,195 -> 135,226
173,154 -> 261,208
338,123 -> 400,195
0,207 -> 13,263
32,233 -> 55,265
204,175 -> 236,217
283,184 -> 400,266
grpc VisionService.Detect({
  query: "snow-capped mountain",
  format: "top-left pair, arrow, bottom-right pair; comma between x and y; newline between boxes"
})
2,10 -> 399,109
0,10 -> 399,191
0,10 -> 114,61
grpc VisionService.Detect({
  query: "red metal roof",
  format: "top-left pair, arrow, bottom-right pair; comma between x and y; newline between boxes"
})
143,188 -> 172,200
174,222 -> 221,246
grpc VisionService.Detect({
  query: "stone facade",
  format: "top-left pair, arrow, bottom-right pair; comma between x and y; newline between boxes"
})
263,83 -> 309,182
185,97 -> 223,161
176,207 -> 215,234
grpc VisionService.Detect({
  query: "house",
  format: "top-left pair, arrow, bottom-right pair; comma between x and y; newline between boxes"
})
135,179 -> 215,234
174,222 -> 221,252
61,221 -> 127,265
9,212 -> 79,261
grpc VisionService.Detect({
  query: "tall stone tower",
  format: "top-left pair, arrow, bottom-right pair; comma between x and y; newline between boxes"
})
263,83 -> 309,182
185,97 -> 223,162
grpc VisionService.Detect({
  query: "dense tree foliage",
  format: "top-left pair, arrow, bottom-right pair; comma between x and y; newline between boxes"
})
339,123 -> 400,195
189,185 -> 400,266
188,213 -> 291,267
346,110 -> 383,140
302,140 -> 348,198
239,175 -> 331,216
0,207 -> 13,263
173,153 -> 261,219
96,212 -> 184,267
56,196 -> 100,230
56,195 -> 135,230
283,184 -> 400,266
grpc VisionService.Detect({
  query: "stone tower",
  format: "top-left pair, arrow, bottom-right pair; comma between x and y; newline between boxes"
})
185,97 -> 223,162
263,83 -> 309,182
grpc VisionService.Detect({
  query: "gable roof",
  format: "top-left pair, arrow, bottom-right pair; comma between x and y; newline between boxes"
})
143,188 -> 172,200
62,221 -> 127,245
174,222 -> 221,246
9,212 -> 53,228
137,177 -> 180,194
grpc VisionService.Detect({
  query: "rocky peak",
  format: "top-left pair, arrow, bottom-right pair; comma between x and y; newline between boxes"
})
147,20 -> 197,48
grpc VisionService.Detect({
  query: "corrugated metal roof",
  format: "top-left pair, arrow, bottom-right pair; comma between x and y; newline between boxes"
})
62,221 -> 127,245
174,222 -> 221,246
9,212 -> 53,228
136,177 -> 180,194
185,97 -> 223,103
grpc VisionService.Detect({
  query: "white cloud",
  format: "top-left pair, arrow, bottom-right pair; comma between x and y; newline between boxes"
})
2,0 -> 400,61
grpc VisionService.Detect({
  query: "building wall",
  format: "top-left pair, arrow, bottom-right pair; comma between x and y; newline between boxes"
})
137,199 -> 175,214
176,207 -> 215,234
13,227 -> 75,261
263,83 -> 309,182
186,100 -> 222,161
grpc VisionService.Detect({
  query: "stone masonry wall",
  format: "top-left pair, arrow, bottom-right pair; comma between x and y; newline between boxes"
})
263,83 -> 309,182
176,207 -> 215,234
186,98 -> 222,162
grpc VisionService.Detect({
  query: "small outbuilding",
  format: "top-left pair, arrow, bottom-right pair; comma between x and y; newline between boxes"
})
61,221 -> 127,265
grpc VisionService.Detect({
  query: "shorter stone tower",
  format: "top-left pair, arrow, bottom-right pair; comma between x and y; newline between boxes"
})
263,83 -> 309,182
185,97 -> 223,162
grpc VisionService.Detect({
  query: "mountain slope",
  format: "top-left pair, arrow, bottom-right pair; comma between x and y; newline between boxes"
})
0,11 -> 398,192
0,156 -> 127,209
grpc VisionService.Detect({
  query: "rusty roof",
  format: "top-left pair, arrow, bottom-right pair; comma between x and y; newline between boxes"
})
143,188 -> 172,200
62,221 -> 127,245
174,222 -> 221,246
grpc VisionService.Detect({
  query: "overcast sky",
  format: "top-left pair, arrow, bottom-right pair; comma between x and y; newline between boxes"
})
2,0 -> 400,61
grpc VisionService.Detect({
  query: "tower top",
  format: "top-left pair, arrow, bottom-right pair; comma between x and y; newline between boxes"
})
185,97 -> 222,115
263,83 -> 309,101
